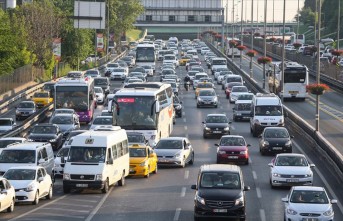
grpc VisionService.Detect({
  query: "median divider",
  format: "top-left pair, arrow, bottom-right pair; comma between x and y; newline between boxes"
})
207,42 -> 343,177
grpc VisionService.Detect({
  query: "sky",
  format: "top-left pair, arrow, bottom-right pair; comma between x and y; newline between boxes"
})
225,0 -> 305,23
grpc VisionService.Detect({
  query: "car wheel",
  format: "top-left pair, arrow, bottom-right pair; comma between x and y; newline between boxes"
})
214,105 -> 218,108
260,148 -> 265,156
197,104 -> 200,108
7,198 -> 14,213
252,130 -> 258,137
216,159 -> 221,164
144,167 -> 150,178
102,179 -> 109,193
118,172 -> 125,186
270,179 -> 276,189
153,164 -> 158,174
194,216 -> 201,221
240,218 -> 246,221
46,185 -> 53,199
63,186 -> 71,194
203,133 -> 207,139
245,159 -> 249,165
178,112 -> 182,118
189,153 -> 194,165
32,191 -> 39,205
233,116 -> 237,122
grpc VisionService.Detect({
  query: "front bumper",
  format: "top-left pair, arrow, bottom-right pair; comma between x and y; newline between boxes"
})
63,180 -> 105,190
15,190 -> 37,202
203,129 -> 229,136
197,101 -> 218,107
261,145 -> 292,154
271,176 -> 313,187
194,201 -> 246,220
157,157 -> 182,166
217,154 -> 248,163
129,165 -> 149,176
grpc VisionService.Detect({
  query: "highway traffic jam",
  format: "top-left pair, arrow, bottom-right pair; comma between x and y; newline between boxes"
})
0,35 -> 342,221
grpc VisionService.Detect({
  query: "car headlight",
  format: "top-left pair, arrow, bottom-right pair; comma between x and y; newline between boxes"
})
323,208 -> 334,216
63,173 -> 70,180
286,208 -> 297,215
279,118 -> 284,125
174,153 -> 182,159
49,139 -> 56,142
197,97 -> 202,102
240,150 -> 247,155
213,97 -> 218,102
140,161 -> 148,167
195,194 -> 206,205
205,127 -> 211,131
235,196 -> 244,206
25,183 -> 36,192
95,174 -> 102,181
262,141 -> 269,147
254,119 -> 260,125
217,150 -> 226,154
223,127 -> 230,131
285,140 -> 292,147
272,173 -> 281,177
27,139 -> 34,142
175,105 -> 182,110
304,173 -> 312,177
16,110 -> 20,114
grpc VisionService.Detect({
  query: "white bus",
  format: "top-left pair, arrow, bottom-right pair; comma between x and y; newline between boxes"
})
63,126 -> 129,193
268,62 -> 308,100
290,34 -> 305,45
135,44 -> 156,72
110,82 -> 174,146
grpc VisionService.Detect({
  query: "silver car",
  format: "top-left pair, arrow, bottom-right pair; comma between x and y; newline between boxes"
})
49,114 -> 80,138
154,137 -> 194,168
15,101 -> 36,120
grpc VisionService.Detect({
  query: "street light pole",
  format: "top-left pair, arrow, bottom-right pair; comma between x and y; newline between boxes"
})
232,0 -> 235,61
240,0 -> 244,69
338,0 -> 341,49
222,8 -> 225,53
250,0 -> 254,78
281,0 -> 286,100
316,0 -> 322,132
272,0 -> 275,36
262,0 -> 267,89
297,0 -> 300,43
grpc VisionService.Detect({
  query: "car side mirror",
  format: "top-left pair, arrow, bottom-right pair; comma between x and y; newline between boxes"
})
0,190 -> 8,195
191,184 -> 197,190
331,199 -> 338,204
281,197 -> 288,203
290,135 -> 294,139
243,186 -> 250,191
247,144 -> 251,147
38,158 -> 45,165
38,177 -> 44,182
180,101 -> 183,104
202,121 -> 205,124
268,163 -> 273,167
215,144 -> 219,147
310,164 -> 315,168
258,135 -> 262,138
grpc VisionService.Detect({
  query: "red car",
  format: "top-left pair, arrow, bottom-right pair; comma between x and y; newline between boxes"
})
216,135 -> 250,165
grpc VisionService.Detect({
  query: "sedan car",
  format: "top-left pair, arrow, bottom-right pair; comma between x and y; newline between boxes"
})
216,135 -> 250,164
89,116 -> 113,130
282,186 -> 337,221
49,114 -> 80,138
27,124 -> 63,150
197,89 -> 218,108
84,69 -> 101,78
0,177 -> 15,213
202,114 -> 231,138
94,86 -> 105,104
269,153 -> 315,188
4,166 -> 53,205
154,137 -> 194,168
110,68 -> 128,80
129,144 -> 158,178
15,101 -> 36,121
195,82 -> 215,98
225,82 -> 244,98
141,65 -> 154,76
229,86 -> 249,103
259,127 -> 293,155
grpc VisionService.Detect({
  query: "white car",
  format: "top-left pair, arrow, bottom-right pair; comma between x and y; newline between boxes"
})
214,68 -> 230,80
0,118 -> 16,135
0,177 -> 15,213
123,77 -> 143,87
229,86 -> 249,103
105,63 -> 120,76
89,116 -> 113,130
216,71 -> 233,84
94,86 -> 105,104
4,166 -> 53,205
200,47 -> 210,55
110,68 -> 128,80
0,137 -> 27,154
141,65 -> 154,76
269,153 -> 315,188
282,186 -> 337,221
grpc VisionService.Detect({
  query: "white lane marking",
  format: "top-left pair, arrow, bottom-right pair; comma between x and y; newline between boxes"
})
85,186 -> 114,221
249,158 -> 252,164
184,126 -> 188,131
220,106 -> 223,109
173,208 -> 181,221
21,213 -> 84,219
53,202 -> 93,208
183,118 -> 186,123
8,195 -> 68,221
294,140 -> 343,213
182,111 -> 186,115
71,199 -> 98,203
21,219 -> 61,221
252,171 -> 257,180
260,209 -> 267,221
42,207 -> 89,213
184,170 -> 189,179
256,187 -> 262,198
180,187 -> 186,197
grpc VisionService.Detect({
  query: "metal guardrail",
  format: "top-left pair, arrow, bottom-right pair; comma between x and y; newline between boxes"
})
207,42 -> 343,176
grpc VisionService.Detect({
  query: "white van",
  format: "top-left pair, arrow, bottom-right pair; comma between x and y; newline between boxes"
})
250,93 -> 285,137
211,58 -> 228,74
0,142 -> 54,176
62,126 -> 129,193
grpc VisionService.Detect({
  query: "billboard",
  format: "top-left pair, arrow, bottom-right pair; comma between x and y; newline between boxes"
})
74,1 -> 106,29
52,38 -> 61,61
97,33 -> 104,52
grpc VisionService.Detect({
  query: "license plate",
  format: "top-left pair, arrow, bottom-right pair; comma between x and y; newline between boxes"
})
76,184 -> 88,187
228,156 -> 239,159
213,209 -> 227,213
273,147 -> 283,150
213,131 -> 222,133
159,159 -> 167,162
129,169 -> 134,172
302,218 -> 318,221
286,179 -> 299,183
289,91 -> 299,94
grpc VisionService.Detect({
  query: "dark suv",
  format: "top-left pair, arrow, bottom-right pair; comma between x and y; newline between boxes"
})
27,124 -> 63,150
202,114 -> 231,138
191,164 -> 250,221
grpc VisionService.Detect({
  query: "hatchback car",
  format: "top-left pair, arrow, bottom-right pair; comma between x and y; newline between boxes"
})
4,166 -> 53,205
129,144 -> 158,178
216,135 -> 250,165
110,68 -> 127,80
282,186 -> 337,221
84,69 -> 101,78
197,89 -> 218,108
0,177 -> 15,213
49,114 -> 80,138
154,137 -> 194,168
269,153 -> 315,188
15,101 -> 36,120
27,124 -> 63,150
191,164 -> 250,221
259,127 -> 293,155
94,86 -> 105,104
202,114 -> 231,138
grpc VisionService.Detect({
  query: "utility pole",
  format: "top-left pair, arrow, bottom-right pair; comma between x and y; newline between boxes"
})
316,0 -> 322,132
338,0 -> 341,49
297,0 -> 300,43
262,0 -> 267,89
281,0 -> 286,100
250,0 -> 254,78
240,0 -> 244,69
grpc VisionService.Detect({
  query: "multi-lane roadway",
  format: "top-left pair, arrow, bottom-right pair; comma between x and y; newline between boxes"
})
0,51 -> 342,221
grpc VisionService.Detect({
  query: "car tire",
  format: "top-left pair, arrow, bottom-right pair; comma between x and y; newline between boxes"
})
189,153 -> 194,165
46,185 -> 53,199
102,179 -> 109,193
63,186 -> 71,194
194,216 -> 201,221
144,167 -> 150,178
197,104 -> 200,108
178,113 -> 182,118
7,198 -> 14,213
214,105 -> 218,108
240,218 -> 246,221
203,133 -> 207,139
260,148 -> 266,156
153,164 -> 158,174
252,130 -> 258,137
245,159 -> 249,165
32,191 -> 39,205
118,172 -> 125,186
270,179 -> 276,189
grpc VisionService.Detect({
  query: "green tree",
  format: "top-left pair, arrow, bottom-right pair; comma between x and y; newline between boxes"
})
299,7 -> 316,26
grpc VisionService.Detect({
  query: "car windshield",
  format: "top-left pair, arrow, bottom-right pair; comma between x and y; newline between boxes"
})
0,140 -> 22,148
199,90 -> 215,96
228,83 -> 243,89
198,84 -> 213,88
129,148 -> 147,157
264,129 -> 289,138
232,87 -> 248,92
275,156 -> 308,166
200,172 -> 241,189
236,103 -> 251,111
220,137 -> 245,146
290,190 -> 329,204
34,92 -> 48,98
0,120 -> 12,126
94,78 -> 108,85
4,169 -> 36,180
51,116 -> 72,125
0,150 -> 36,163
92,117 -> 113,125
85,71 -> 98,76
68,146 -> 106,163
206,116 -> 228,123
95,88 -> 103,93
128,134 -> 145,144
155,140 -> 182,149
237,94 -> 254,100
226,77 -> 242,83
18,102 -> 34,108
57,147 -> 70,157
54,110 -> 73,115
113,69 -> 125,72
31,126 -> 57,134
255,106 -> 282,116
107,63 -> 118,68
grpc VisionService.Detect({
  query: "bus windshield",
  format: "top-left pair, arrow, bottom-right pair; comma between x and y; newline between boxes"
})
114,96 -> 157,130
68,146 -> 106,163
284,71 -> 306,83
55,86 -> 89,111
136,47 -> 155,62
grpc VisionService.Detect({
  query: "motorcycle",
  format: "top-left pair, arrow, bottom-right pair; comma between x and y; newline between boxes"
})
184,81 -> 190,91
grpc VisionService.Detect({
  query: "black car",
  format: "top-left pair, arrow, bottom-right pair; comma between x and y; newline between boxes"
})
259,127 -> 293,155
173,96 -> 183,117
27,123 -> 63,150
191,164 -> 250,221
202,114 -> 231,138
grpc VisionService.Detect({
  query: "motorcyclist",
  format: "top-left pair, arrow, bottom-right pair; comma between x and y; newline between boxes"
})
184,75 -> 190,91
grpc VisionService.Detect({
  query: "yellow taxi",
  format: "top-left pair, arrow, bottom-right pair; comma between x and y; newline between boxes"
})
179,55 -> 192,66
195,82 -> 215,98
31,91 -> 53,108
129,144 -> 158,178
